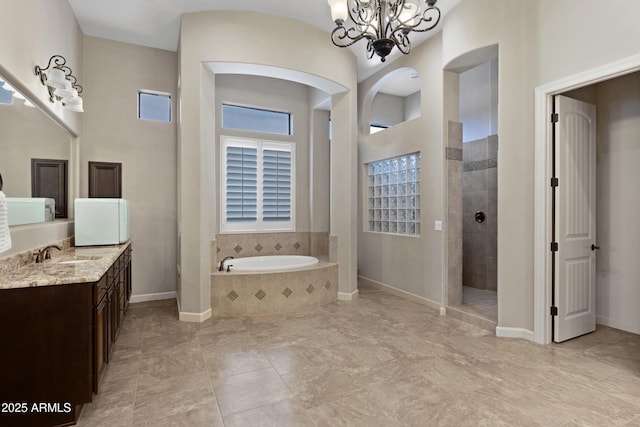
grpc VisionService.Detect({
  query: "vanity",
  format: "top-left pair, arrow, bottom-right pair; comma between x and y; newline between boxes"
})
0,241 -> 132,427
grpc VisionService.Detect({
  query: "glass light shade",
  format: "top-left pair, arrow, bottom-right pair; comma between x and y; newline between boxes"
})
65,96 -> 83,112
328,0 -> 348,23
65,90 -> 81,105
398,2 -> 418,26
45,68 -> 67,89
54,80 -> 74,98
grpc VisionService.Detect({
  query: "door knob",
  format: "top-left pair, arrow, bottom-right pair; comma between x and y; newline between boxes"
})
591,244 -> 600,251
474,211 -> 486,223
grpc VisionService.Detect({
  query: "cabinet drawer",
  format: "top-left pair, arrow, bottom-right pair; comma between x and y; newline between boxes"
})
93,276 -> 108,305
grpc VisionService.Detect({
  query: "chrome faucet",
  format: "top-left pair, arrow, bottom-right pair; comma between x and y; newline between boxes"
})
34,244 -> 62,263
219,256 -> 234,272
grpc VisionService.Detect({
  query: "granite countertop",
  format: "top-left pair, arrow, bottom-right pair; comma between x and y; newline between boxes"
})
0,241 -> 131,290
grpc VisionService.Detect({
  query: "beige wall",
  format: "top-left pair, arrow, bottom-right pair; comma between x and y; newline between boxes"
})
0,102 -> 70,198
179,11 -> 357,317
0,0 -> 82,257
358,34 -> 444,303
310,109 -> 330,233
459,58 -> 498,142
82,36 -> 178,298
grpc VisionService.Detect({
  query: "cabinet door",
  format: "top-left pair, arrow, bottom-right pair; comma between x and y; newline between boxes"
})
93,295 -> 108,394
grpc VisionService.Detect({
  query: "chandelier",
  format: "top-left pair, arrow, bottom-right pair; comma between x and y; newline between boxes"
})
328,0 -> 441,62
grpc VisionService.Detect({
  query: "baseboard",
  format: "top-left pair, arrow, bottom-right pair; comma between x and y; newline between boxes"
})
596,315 -> 610,326
129,291 -> 176,304
337,290 -> 359,301
358,276 -> 442,312
496,326 -> 536,342
179,308 -> 212,322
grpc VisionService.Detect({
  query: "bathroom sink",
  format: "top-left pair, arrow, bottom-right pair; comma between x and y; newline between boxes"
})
53,255 -> 102,265
57,259 -> 95,265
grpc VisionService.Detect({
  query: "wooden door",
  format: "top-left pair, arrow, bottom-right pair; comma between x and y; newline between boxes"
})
553,95 -> 597,342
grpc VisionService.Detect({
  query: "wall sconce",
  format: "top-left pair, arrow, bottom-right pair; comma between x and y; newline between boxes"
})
34,55 -> 84,112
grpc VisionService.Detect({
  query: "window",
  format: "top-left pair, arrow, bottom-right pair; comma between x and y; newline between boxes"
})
221,136 -> 295,233
0,80 -> 13,105
367,153 -> 421,235
138,91 -> 171,122
222,104 -> 291,135
370,124 -> 389,134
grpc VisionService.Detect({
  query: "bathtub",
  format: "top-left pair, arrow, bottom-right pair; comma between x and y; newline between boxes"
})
227,255 -> 319,272
211,255 -> 337,317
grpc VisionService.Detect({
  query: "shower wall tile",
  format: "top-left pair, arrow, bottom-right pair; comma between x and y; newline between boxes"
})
470,139 -> 488,161
488,135 -> 498,159
447,163 -> 463,239
446,147 -> 463,161
487,168 -> 498,191
470,170 -> 487,193
447,121 -> 463,149
447,238 -> 463,305
486,256 -> 497,291
446,120 -> 463,306
462,135 -> 498,291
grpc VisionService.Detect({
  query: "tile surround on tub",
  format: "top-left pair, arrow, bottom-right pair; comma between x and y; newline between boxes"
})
211,261 -> 338,317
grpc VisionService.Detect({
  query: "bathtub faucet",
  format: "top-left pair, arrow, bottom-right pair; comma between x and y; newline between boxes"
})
219,256 -> 234,272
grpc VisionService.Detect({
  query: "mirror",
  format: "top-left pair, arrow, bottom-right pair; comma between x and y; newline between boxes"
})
0,74 -> 72,226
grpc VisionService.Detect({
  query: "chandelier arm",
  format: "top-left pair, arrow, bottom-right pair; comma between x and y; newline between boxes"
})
406,7 -> 441,33
389,29 -> 411,55
331,26 -> 374,48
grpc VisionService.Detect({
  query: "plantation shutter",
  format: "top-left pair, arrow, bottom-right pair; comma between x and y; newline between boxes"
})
262,149 -> 291,221
226,146 -> 257,222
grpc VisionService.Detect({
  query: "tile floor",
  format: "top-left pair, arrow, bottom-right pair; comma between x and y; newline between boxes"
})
461,285 -> 497,322
78,281 -> 640,426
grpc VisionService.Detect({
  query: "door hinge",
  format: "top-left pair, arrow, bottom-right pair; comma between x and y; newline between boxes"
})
550,306 -> 558,316
551,113 -> 559,123
551,177 -> 559,187
550,242 -> 558,252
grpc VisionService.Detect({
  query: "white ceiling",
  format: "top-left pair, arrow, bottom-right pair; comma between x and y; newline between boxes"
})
68,0 -> 461,85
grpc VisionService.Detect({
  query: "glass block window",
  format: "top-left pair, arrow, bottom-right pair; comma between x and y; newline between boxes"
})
221,136 -> 295,233
222,104 -> 291,135
138,91 -> 171,122
367,153 -> 421,235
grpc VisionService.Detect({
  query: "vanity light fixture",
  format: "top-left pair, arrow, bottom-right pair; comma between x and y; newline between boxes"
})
328,0 -> 441,62
34,55 -> 84,112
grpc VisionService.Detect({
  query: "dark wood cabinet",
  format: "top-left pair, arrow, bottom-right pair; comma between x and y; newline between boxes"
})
88,161 -> 122,198
0,244 -> 132,427
92,245 -> 132,395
